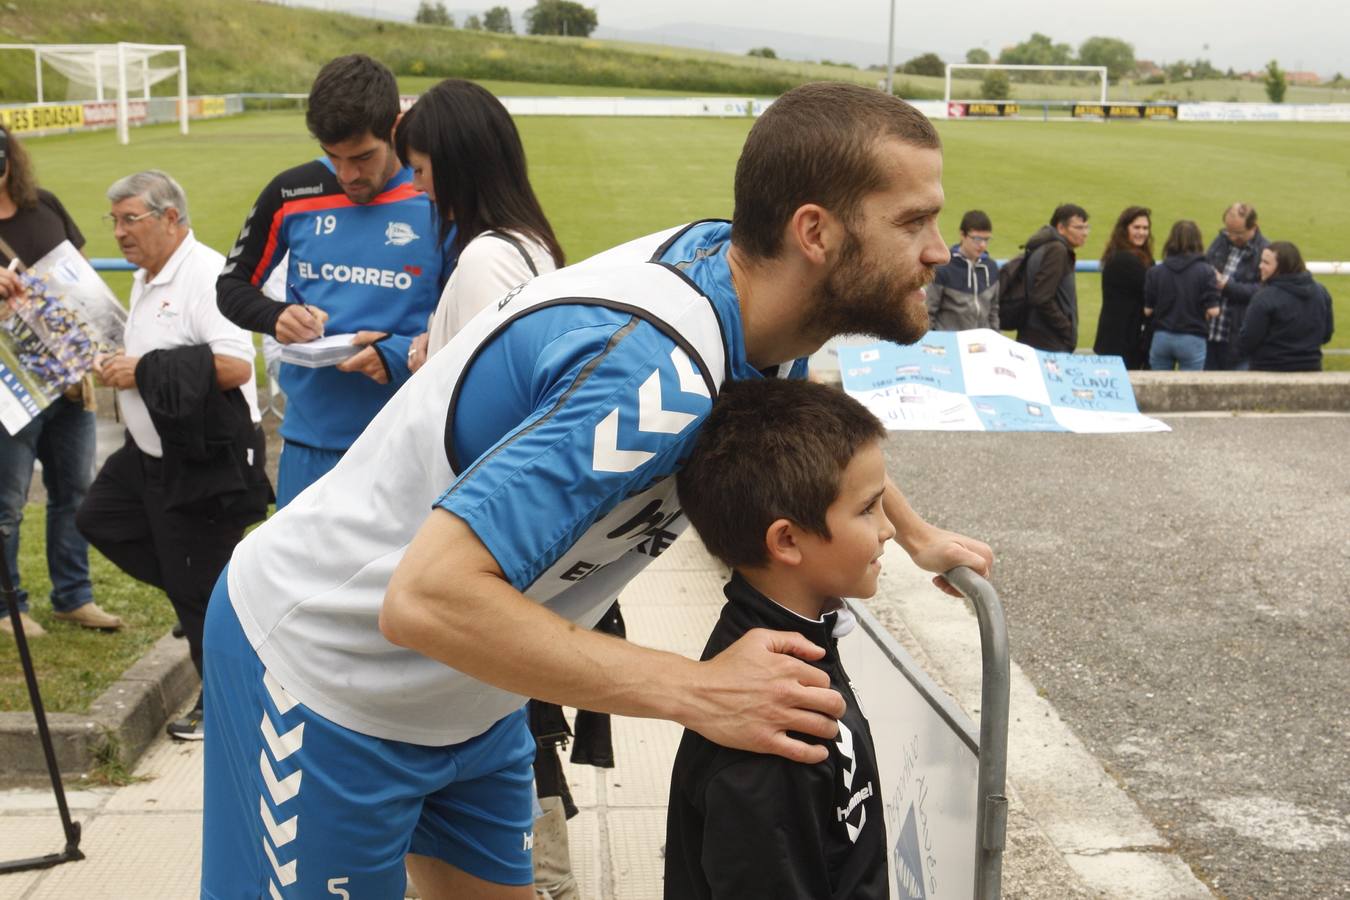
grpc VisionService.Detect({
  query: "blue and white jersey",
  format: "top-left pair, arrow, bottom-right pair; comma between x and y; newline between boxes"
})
226,221 -> 807,745
218,160 -> 455,451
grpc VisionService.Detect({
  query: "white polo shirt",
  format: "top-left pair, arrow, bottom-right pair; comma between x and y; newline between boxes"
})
121,230 -> 260,458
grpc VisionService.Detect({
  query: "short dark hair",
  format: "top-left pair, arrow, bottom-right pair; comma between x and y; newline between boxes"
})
395,79 -> 563,265
732,82 -> 941,260
1224,202 -> 1258,230
1162,219 -> 1204,257
1266,240 -> 1306,276
677,378 -> 887,570
306,54 -> 400,146
959,210 -> 992,234
1051,203 -> 1089,228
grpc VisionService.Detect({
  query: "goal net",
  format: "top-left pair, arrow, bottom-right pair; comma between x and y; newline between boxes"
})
0,42 -> 188,144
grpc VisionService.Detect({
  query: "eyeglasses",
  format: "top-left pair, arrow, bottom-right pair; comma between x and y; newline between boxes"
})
102,210 -> 160,229
965,234 -> 992,244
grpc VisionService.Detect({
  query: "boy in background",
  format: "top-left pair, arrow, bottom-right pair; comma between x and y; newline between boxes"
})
665,378 -> 892,900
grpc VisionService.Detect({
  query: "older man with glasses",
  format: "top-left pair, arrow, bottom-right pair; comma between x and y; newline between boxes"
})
76,170 -> 272,741
1203,202 -> 1270,370
1017,203 -> 1090,353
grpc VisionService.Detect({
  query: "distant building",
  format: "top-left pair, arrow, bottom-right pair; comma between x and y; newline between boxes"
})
1285,71 -> 1322,85
1134,60 -> 1163,79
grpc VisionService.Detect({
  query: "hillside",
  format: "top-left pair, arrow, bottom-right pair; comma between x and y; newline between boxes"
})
0,0 -> 913,101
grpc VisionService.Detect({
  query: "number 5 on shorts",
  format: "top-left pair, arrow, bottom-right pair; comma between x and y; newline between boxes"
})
327,876 -> 351,898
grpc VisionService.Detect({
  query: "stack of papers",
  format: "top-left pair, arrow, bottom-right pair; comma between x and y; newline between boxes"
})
279,334 -> 361,368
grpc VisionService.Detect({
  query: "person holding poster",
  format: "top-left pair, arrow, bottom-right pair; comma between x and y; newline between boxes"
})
0,122 -> 120,637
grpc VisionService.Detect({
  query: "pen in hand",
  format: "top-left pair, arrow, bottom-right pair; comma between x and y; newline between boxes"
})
278,283 -> 328,344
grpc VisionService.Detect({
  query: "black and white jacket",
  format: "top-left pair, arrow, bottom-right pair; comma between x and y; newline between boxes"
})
664,573 -> 887,900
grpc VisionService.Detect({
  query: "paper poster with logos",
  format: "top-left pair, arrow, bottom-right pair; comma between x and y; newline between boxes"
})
838,329 -> 1169,433
841,599 -> 979,899
0,241 -> 127,435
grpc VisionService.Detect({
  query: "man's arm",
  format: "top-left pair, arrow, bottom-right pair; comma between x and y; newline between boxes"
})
380,509 -> 846,764
882,476 -> 993,597
216,174 -> 312,339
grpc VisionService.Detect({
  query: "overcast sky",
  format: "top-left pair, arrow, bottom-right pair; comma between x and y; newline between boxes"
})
286,0 -> 1345,76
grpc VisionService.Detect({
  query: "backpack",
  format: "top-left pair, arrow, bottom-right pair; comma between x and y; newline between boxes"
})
996,249 -> 1033,331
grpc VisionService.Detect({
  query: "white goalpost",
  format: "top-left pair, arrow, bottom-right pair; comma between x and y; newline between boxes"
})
0,42 -> 188,144
944,63 -> 1108,106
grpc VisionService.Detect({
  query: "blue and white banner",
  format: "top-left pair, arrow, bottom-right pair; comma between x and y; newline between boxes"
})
838,329 -> 1169,433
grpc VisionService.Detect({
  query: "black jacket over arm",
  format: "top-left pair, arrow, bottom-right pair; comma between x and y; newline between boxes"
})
664,574 -> 887,900
134,344 -> 272,526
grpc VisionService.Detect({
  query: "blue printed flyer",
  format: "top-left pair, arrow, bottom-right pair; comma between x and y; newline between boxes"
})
838,329 -> 1169,433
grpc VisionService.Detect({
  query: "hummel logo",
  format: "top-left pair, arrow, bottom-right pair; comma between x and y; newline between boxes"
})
523,831 -> 534,851
591,348 -> 707,474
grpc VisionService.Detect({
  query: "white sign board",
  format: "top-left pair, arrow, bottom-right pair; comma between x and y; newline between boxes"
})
841,600 -> 980,899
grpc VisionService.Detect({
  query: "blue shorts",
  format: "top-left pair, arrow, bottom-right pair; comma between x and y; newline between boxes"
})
201,572 -> 537,899
274,441 -> 345,510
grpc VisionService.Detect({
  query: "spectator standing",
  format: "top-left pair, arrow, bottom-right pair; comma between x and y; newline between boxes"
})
0,122 -> 120,637
1204,202 -> 1269,370
217,54 -> 453,508
1239,241 -> 1335,371
1144,220 -> 1221,371
1017,203 -> 1089,353
1093,206 -> 1155,368
78,171 -> 271,740
924,209 -> 999,331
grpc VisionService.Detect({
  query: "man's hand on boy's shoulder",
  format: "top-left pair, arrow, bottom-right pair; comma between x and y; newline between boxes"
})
683,628 -> 846,765
909,525 -> 994,598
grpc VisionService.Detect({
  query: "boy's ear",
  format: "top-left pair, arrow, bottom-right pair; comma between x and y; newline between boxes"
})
763,518 -> 803,567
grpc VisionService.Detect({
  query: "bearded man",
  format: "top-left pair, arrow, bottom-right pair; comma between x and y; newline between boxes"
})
201,81 -> 992,900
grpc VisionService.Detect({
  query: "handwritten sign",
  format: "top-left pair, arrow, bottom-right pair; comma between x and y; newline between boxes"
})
839,329 -> 1169,433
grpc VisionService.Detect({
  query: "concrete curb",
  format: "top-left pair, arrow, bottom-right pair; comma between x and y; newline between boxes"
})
0,632 -> 197,777
1128,370 -> 1350,412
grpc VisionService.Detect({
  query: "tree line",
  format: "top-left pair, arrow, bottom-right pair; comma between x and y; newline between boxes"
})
414,0 -> 597,37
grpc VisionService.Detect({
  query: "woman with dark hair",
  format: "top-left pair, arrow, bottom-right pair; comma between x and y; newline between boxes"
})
0,123 -> 122,638
396,79 -> 564,371
1239,241 -> 1335,371
1093,205 -> 1154,368
1144,220 -> 1221,371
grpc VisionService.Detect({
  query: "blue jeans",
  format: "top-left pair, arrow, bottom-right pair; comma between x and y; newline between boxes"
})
0,397 -> 96,613
1150,331 -> 1208,372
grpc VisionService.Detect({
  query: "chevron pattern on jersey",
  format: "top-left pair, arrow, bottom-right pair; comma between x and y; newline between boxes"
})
260,670 -> 305,896
592,347 -> 708,474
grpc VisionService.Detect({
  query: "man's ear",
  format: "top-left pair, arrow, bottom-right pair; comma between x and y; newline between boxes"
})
764,518 -> 804,567
162,206 -> 182,228
786,203 -> 846,268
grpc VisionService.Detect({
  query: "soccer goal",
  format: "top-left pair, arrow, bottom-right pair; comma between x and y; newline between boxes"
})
944,63 -> 1108,109
0,42 -> 188,144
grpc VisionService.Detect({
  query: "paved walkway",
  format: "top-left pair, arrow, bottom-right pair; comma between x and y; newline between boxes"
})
0,534 -> 1212,899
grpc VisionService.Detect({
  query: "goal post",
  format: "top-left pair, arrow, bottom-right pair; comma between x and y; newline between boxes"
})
944,63 -> 1108,106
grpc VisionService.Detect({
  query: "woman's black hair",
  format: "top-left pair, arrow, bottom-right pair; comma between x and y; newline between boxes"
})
395,79 -> 563,267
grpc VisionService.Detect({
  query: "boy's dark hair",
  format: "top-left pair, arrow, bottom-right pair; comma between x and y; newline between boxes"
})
1162,219 -> 1204,257
1050,203 -> 1089,227
306,54 -> 400,146
732,82 -> 941,261
959,209 -> 992,234
677,378 -> 887,569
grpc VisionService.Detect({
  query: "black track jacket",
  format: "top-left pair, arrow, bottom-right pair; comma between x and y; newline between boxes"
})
664,573 -> 888,899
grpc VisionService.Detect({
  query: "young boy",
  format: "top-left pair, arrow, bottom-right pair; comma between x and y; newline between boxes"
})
664,377 -> 893,900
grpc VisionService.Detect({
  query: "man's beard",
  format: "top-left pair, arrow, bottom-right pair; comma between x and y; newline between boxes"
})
804,227 -> 932,345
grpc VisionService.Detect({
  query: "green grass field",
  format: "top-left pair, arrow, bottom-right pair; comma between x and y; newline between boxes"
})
29,104 -> 1350,359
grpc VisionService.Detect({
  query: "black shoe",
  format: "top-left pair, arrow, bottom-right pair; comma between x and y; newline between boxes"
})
172,621 -> 184,639
167,706 -> 204,741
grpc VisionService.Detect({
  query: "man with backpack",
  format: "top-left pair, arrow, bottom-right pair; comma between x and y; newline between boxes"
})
1001,204 -> 1089,352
